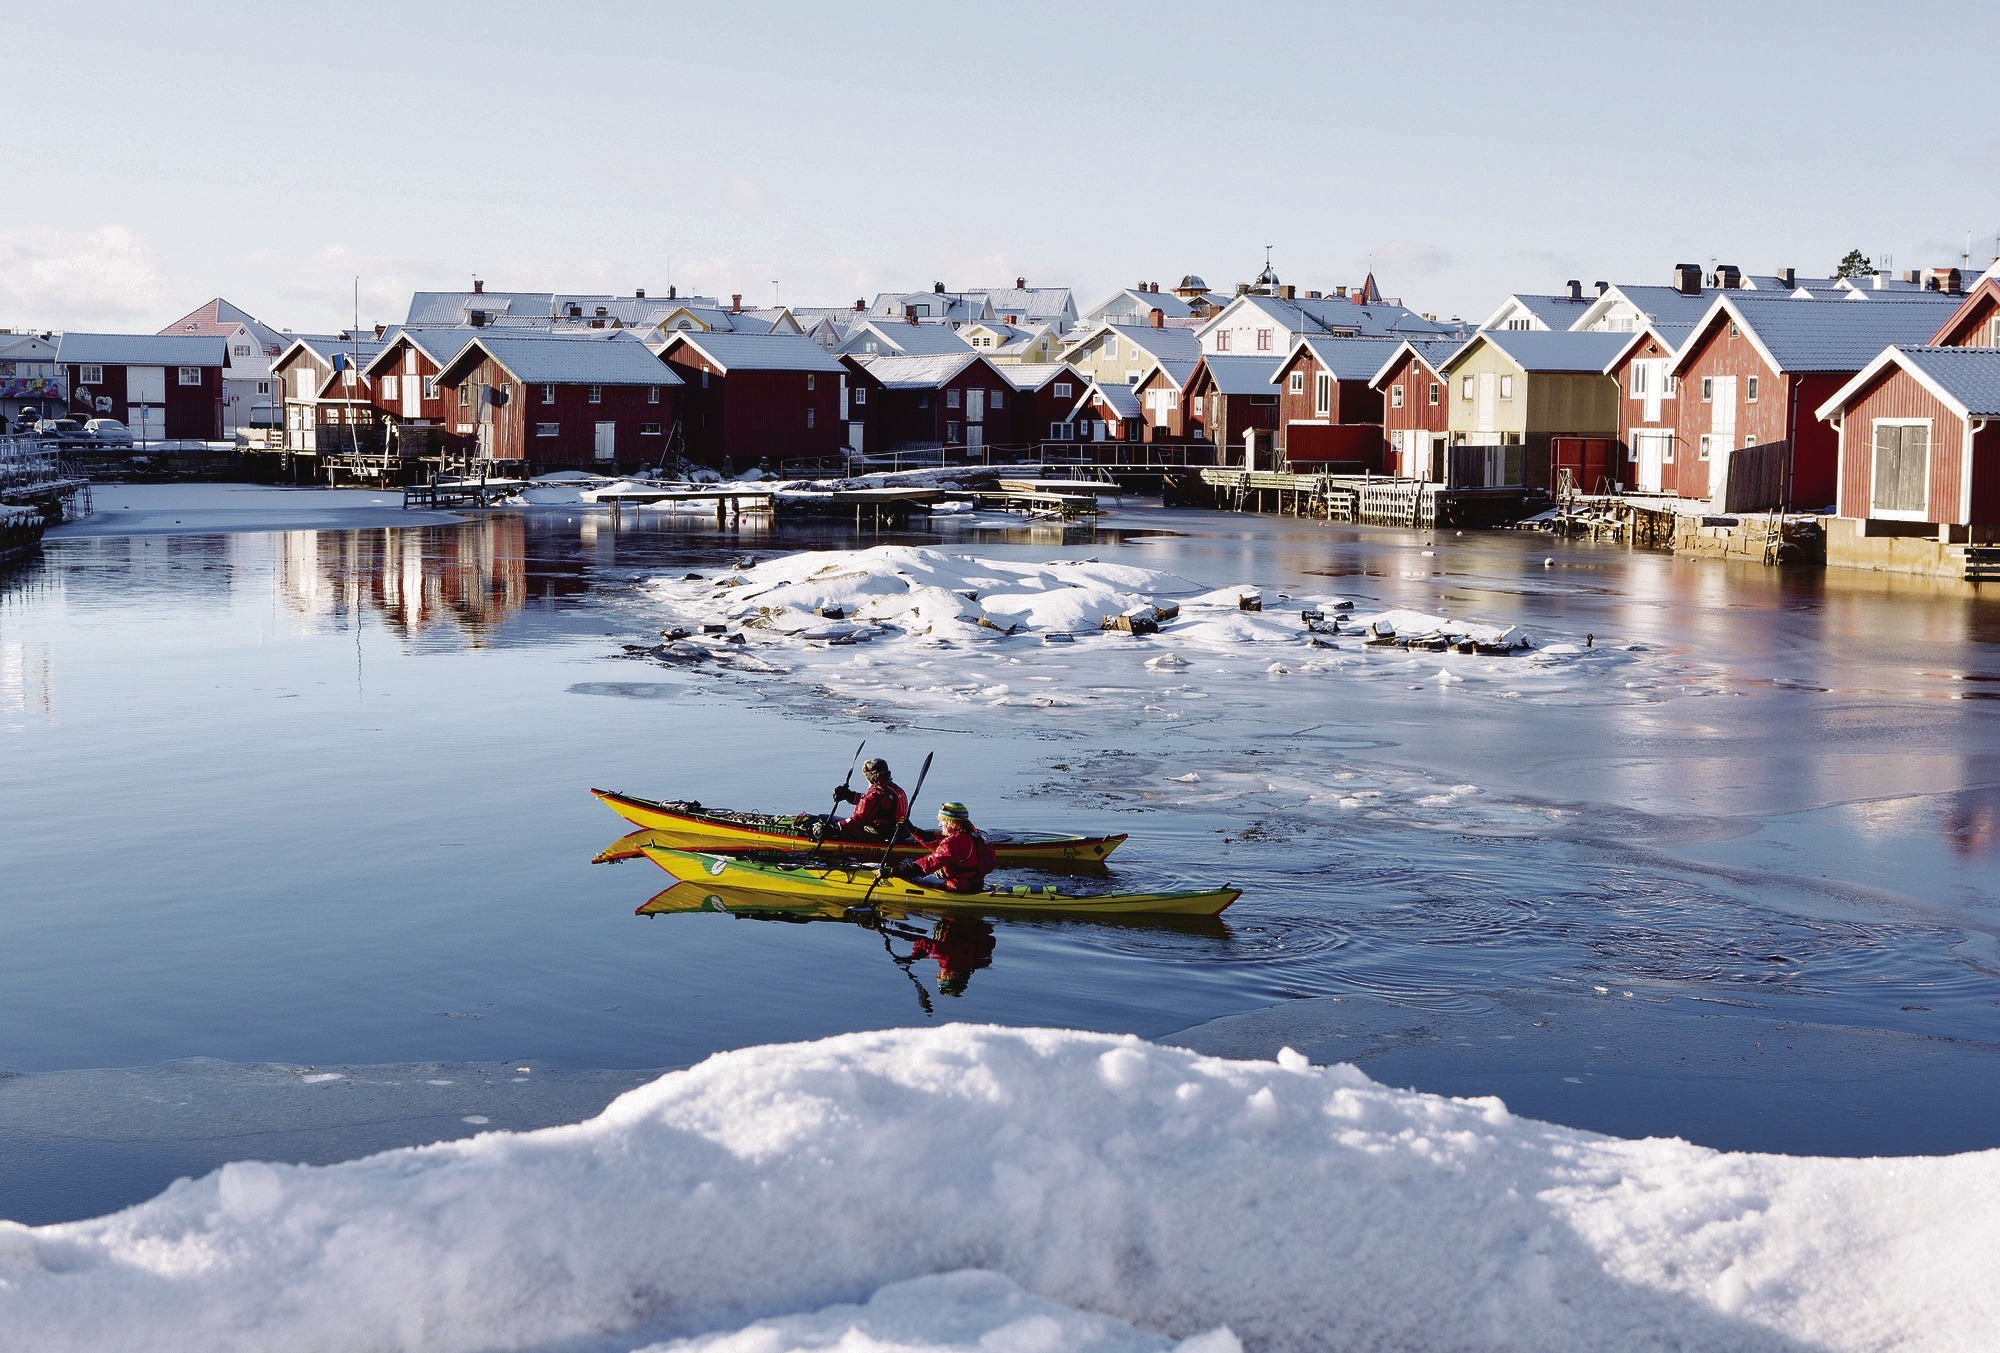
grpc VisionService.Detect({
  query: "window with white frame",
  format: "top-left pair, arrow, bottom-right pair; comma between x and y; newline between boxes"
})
1746,375 -> 1759,402
1391,384 -> 1404,408
945,419 -> 959,442
1871,421 -> 1929,514
1461,376 -> 1474,400
80,364 -> 104,385
853,386 -> 867,405
647,386 -> 659,404
992,387 -> 1004,409
1698,434 -> 1713,461
1314,372 -> 1332,415
1664,373 -> 1677,396
1289,371 -> 1305,393
945,389 -> 960,409
587,384 -> 602,404
382,376 -> 398,401
806,407 -> 815,428
256,380 -> 269,394
543,385 -> 557,404
1701,377 -> 1713,402
1499,375 -> 1514,400
342,368 -> 356,387
1104,337 -> 1118,359
458,385 -> 470,407
536,422 -> 558,437
424,377 -> 439,399
1990,316 -> 2000,346
1428,382 -> 1439,405
807,374 -> 816,391
642,422 -> 662,435
1631,363 -> 1649,396
1053,382 -> 1071,398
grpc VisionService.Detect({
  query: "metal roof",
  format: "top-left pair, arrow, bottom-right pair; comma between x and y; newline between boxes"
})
1496,294 -> 1595,329
662,331 -> 847,374
837,322 -> 973,357
1147,358 -> 1199,389
851,353 -> 981,388
1198,355 -> 1284,395
1293,336 -> 1407,381
57,332 -> 231,366
1461,329 -> 1628,373
1101,324 -> 1202,361
1366,338 -> 1463,388
1084,381 -> 1141,419
1888,346 -> 2000,417
1091,288 -> 1197,320
1691,293 -> 1967,374
447,333 -> 682,386
998,362 -> 1074,392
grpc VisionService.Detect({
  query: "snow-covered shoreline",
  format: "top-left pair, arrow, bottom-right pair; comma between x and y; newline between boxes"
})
3,1025 -> 1993,1352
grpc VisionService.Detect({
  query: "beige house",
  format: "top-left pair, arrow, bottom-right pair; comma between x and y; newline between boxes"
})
1058,322 -> 1202,387
960,321 -> 1062,365
1438,330 -> 1624,489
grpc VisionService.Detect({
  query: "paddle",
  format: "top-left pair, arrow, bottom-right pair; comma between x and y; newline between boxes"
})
859,750 -> 932,911
822,739 -> 866,842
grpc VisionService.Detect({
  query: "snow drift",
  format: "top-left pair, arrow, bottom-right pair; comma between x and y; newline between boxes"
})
3,1026 -> 1993,1352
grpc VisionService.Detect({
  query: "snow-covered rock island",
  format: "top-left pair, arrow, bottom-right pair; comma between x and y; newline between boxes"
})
2,1026 -> 1993,1352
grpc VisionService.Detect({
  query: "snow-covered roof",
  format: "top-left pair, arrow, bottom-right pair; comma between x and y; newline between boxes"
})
837,322 -> 974,358
1142,358 -> 1199,390
1069,323 -> 1202,367
963,286 -> 1075,325
1289,336 -> 1407,381
1673,292 -> 1969,376
662,331 -> 848,374
440,332 -> 681,386
1817,344 -> 2000,422
1197,354 -> 1285,396
997,362 -> 1074,392
1077,380 -> 1140,419
1452,330 -> 1628,374
851,353 -> 982,389
1090,288 -> 1198,322
57,332 -> 231,366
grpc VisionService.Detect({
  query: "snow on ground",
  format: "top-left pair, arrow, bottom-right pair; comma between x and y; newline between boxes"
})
2,1026 -> 1993,1352
636,546 -> 1660,713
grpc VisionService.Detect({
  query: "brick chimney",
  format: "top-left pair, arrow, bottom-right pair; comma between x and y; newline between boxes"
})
472,278 -> 484,294
1149,308 -> 1164,328
905,304 -> 919,325
731,293 -> 742,313
1776,267 -> 1795,288
1335,285 -> 1348,298
636,287 -> 645,299
1672,263 -> 1701,295
1279,284 -> 1296,301
669,285 -> 677,299
373,323 -> 385,339
854,298 -> 866,311
1015,276 -> 1026,290
1566,279 -> 1582,300
1715,264 -> 1742,289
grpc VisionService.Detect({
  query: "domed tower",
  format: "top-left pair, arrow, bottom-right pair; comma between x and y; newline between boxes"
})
1254,246 -> 1279,295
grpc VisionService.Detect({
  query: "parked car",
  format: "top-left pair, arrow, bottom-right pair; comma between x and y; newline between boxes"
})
34,418 -> 84,438
84,418 -> 133,443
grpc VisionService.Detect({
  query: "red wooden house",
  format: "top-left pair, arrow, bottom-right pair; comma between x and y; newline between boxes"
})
361,329 -> 477,454
1273,336 -> 1400,470
272,335 -> 391,454
1665,292 -> 1963,506
1368,338 -> 1459,479
55,332 -> 228,442
1000,363 -> 1080,444
1599,322 -> 1689,494
656,332 -> 846,468
840,352 -> 1014,455
1817,345 -> 2000,569
434,332 -> 680,471
1132,358 -> 1199,442
1066,379 -> 1143,442
1182,355 -> 1280,460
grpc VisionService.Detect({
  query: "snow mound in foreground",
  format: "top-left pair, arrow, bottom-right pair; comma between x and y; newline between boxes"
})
5,1026 -> 1993,1353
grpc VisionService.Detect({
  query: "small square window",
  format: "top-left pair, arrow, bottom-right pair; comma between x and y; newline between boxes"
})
1728,322 -> 1740,339
587,384 -> 602,404
233,344 -> 250,357
256,381 -> 269,394
1053,382 -> 1071,399
180,366 -> 203,386
79,364 -> 104,385
945,389 -> 960,409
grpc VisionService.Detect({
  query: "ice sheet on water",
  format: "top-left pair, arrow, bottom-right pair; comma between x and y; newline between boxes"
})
2,1027 -> 1993,1352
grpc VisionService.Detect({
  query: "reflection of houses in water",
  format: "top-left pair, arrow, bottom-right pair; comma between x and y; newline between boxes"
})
276,516 -> 554,643
1,638 -> 54,725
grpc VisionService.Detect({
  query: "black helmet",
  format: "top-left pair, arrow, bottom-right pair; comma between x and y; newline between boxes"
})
862,757 -> 890,779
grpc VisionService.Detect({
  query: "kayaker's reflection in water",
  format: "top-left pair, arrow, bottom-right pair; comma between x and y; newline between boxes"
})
883,915 -> 996,997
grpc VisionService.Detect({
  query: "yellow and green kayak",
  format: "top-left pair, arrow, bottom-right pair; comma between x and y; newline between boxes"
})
637,846 -> 1240,918
592,789 -> 1128,866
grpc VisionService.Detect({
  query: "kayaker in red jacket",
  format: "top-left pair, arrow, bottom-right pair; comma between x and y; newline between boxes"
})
883,802 -> 996,893
829,758 -> 907,841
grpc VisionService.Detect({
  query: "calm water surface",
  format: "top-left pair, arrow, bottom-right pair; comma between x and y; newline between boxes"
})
4,488 -> 1999,1215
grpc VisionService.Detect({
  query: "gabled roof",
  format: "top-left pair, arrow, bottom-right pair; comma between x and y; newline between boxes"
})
1927,278 -> 2000,345
998,362 -> 1076,393
1367,337 -> 1466,389
659,331 -> 847,374
865,291 -> 992,325
1597,320 -> 1695,374
274,334 -> 392,372
1571,284 -> 1725,333
1817,345 -> 2000,421
1193,354 -> 1284,396
963,286 -> 1075,325
836,321 -> 974,358
1073,379 -> 1140,420
1137,358 -> 1198,391
1285,336 -> 1407,382
57,332 -> 231,366
1088,288 -> 1198,322
406,291 -> 557,327
361,327 -> 479,377
1480,293 -> 1595,331
850,353 -> 983,389
437,332 -> 682,387
1443,329 -> 1627,375
158,299 -> 289,355
1063,322 -> 1201,367
1670,292 -> 1968,377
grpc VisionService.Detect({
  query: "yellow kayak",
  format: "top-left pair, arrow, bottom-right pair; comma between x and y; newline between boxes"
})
637,846 -> 1239,918
592,789 -> 1128,865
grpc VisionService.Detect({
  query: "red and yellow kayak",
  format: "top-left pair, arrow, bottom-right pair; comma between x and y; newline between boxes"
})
591,789 -> 1127,866
638,846 -> 1240,918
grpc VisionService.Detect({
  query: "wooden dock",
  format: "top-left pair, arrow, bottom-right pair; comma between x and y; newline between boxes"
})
1183,469 -> 1532,529
402,479 -> 526,509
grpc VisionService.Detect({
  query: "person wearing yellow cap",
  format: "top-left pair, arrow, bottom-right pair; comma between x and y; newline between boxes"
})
882,801 -> 996,893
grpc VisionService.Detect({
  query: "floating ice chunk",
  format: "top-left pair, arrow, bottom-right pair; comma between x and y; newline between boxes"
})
1266,663 -> 1291,676
1434,668 -> 1463,684
1145,653 -> 1190,670
1167,772 -> 1201,783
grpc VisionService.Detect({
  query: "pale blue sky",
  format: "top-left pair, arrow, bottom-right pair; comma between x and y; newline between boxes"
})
9,0 -> 1997,333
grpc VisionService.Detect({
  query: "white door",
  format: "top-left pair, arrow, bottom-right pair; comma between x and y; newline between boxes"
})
966,425 -> 983,451
129,404 -> 163,445
1476,372 -> 1497,432
847,422 -> 864,453
127,366 -> 166,404
1634,431 -> 1666,493
965,389 -> 984,423
1708,376 -> 1736,499
594,421 -> 616,462
403,372 -> 421,417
